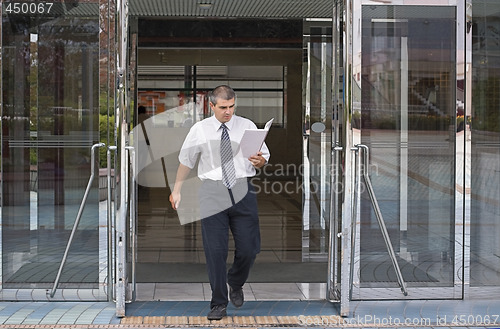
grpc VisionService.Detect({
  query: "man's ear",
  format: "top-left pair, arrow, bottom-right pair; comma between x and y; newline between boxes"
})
209,102 -> 216,113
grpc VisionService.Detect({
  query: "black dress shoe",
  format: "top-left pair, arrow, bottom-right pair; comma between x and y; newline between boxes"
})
229,286 -> 244,308
207,304 -> 227,320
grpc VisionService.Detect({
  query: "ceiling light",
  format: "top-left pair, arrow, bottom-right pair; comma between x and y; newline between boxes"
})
198,2 -> 213,10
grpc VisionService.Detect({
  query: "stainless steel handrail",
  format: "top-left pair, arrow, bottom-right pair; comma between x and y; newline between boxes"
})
327,145 -> 343,302
107,146 -> 117,301
349,146 -> 360,301
125,146 -> 137,302
356,144 -> 408,296
49,142 -> 105,298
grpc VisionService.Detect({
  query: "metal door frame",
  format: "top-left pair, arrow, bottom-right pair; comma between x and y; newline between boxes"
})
335,0 -> 468,316
114,0 -> 140,317
114,0 -> 132,317
302,18 -> 334,262
0,2 -> 109,303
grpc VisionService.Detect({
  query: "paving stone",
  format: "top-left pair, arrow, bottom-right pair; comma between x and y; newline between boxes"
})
143,315 -> 165,324
254,315 -> 278,325
164,316 -> 188,325
232,316 -> 256,325
120,316 -> 143,324
277,315 -> 299,325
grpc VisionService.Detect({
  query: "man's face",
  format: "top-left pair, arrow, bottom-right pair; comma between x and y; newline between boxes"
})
210,98 -> 235,123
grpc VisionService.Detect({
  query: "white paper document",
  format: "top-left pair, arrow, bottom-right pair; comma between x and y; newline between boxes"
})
240,118 -> 274,158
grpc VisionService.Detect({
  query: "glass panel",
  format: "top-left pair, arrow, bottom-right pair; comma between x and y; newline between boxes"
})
470,0 -> 500,287
137,65 -> 284,127
303,20 -> 333,259
134,44 -> 309,286
2,4 -> 100,288
358,6 -> 456,290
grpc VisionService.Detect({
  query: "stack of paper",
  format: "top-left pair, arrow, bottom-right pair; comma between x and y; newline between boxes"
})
240,118 -> 274,158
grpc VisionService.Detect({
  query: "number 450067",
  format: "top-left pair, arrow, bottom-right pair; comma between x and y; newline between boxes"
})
4,2 -> 54,15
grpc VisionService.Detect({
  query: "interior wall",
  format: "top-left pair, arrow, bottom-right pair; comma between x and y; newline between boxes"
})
137,48 -> 303,173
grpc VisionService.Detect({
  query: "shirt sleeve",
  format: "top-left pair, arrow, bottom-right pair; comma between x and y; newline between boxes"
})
260,141 -> 271,163
178,123 -> 203,169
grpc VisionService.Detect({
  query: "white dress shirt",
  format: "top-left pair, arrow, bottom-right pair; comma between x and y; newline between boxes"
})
178,115 -> 270,181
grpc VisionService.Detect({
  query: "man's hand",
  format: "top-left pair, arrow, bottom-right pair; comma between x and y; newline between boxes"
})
169,163 -> 191,210
249,152 -> 266,168
169,191 -> 181,210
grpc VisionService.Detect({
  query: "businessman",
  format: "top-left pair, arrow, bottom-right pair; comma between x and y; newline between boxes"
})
169,85 -> 270,320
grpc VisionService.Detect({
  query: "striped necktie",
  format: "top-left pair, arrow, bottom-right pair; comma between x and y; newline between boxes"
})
220,123 -> 236,189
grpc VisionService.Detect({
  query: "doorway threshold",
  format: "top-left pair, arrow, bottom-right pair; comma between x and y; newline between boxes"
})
124,300 -> 336,327
136,282 -> 327,301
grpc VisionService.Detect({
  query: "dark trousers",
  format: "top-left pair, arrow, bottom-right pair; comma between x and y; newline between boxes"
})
200,180 -> 261,308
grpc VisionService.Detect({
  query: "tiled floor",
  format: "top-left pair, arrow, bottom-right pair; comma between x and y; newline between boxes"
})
136,282 -> 327,301
1,298 -> 500,328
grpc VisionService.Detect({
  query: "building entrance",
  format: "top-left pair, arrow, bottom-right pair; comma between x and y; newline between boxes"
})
131,20 -> 329,299
2,0 -> 500,322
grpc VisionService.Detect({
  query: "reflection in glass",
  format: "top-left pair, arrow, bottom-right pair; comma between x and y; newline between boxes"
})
133,56 -> 310,282
137,66 -> 285,128
359,6 -> 456,289
470,0 -> 500,287
2,10 -> 100,288
303,21 -> 333,258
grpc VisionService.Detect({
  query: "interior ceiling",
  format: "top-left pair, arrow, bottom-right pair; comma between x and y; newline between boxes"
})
129,0 -> 333,18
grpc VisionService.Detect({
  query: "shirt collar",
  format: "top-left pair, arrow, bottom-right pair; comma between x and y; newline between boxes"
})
212,115 -> 235,132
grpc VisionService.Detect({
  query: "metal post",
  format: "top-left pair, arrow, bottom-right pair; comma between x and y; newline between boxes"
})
340,0 -> 354,317
327,0 -> 342,303
107,146 -> 117,301
327,146 -> 343,302
125,146 -> 136,302
115,0 -> 129,316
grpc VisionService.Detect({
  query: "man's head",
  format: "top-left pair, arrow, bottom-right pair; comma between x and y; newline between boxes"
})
209,85 -> 236,123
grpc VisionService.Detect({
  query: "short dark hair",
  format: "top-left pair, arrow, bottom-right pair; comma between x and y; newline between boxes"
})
138,105 -> 146,114
208,85 -> 236,105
